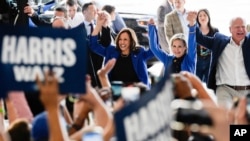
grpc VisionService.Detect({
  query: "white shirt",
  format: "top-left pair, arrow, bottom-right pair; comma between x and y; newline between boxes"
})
83,21 -> 95,36
176,9 -> 189,42
67,13 -> 84,28
216,38 -> 250,86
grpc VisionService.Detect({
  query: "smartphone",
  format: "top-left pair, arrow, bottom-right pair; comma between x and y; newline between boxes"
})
82,127 -> 103,141
82,132 -> 103,141
111,81 -> 123,100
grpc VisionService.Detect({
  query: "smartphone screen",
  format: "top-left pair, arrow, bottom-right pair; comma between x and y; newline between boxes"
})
111,81 -> 123,96
82,132 -> 103,141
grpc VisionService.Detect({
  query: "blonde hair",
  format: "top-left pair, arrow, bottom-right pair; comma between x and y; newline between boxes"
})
169,33 -> 187,53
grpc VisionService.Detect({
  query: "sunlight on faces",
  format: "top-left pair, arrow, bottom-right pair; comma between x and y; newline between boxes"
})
118,32 -> 130,55
170,34 -> 187,58
229,17 -> 247,45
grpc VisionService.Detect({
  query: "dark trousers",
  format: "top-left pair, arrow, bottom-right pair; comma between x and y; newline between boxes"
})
196,56 -> 211,83
87,51 -> 103,88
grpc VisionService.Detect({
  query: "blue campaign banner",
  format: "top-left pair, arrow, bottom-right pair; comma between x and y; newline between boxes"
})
0,25 -> 87,98
114,72 -> 174,141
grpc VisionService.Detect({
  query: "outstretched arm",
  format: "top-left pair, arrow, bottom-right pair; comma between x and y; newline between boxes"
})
89,12 -> 111,57
92,12 -> 108,36
186,11 -> 197,72
70,75 -> 115,141
97,58 -> 116,88
148,18 -> 172,65
37,71 -> 70,141
24,5 -> 51,26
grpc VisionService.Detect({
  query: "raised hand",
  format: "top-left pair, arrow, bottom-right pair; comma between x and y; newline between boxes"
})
24,5 -> 35,17
101,11 -> 112,28
92,11 -> 109,36
97,58 -> 116,78
36,71 -> 59,110
96,11 -> 109,27
148,18 -> 155,25
180,71 -> 216,104
97,59 -> 116,101
187,11 -> 198,26
36,71 -> 70,141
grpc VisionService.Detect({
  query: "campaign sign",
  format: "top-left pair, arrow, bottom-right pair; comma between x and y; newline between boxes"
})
114,73 -> 173,141
0,25 -> 87,98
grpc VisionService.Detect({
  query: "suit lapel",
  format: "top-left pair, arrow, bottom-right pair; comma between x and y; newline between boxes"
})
242,36 -> 250,78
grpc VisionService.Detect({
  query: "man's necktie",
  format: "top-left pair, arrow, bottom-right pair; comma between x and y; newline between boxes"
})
89,23 -> 93,35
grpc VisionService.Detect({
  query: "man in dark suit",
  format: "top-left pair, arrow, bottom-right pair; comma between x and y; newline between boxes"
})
194,14 -> 250,109
82,2 -> 112,88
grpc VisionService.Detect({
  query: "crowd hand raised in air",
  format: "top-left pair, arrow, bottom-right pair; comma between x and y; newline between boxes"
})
95,11 -> 109,29
23,4 -> 35,17
36,71 -> 70,141
91,11 -> 109,36
97,58 -> 116,88
148,18 -> 155,25
97,58 -> 116,101
36,71 -> 60,109
187,11 -> 198,26
71,58 -> 116,137
100,11 -> 112,28
172,73 -> 194,99
73,75 -> 114,141
180,71 -> 216,105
